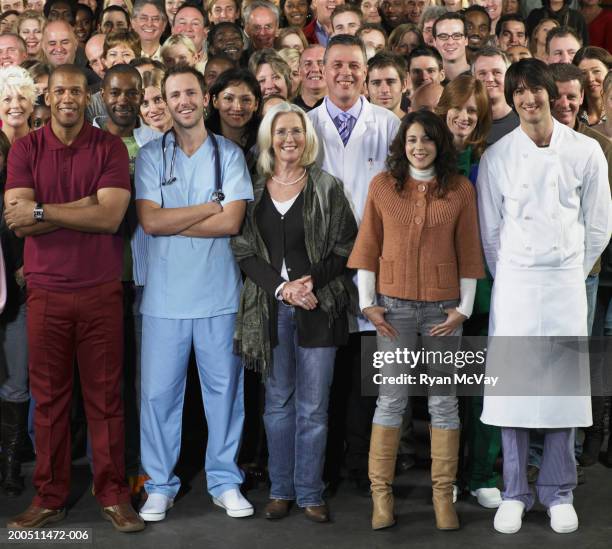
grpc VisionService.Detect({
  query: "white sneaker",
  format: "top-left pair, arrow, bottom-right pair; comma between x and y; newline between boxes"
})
547,503 -> 578,534
471,487 -> 503,509
212,488 -> 254,518
139,493 -> 173,522
493,500 -> 525,534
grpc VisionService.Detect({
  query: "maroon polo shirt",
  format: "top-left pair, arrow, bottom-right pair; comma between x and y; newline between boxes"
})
6,122 -> 131,291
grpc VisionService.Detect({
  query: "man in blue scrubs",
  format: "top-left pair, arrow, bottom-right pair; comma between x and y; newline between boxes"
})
134,66 -> 254,522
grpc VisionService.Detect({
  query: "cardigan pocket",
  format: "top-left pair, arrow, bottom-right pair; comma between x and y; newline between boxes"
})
379,258 -> 394,285
437,263 -> 458,289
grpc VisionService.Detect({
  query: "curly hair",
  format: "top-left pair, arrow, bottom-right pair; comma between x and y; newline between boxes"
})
385,110 -> 458,196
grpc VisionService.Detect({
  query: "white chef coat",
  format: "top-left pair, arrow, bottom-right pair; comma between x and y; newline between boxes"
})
308,97 -> 400,332
477,120 -> 611,428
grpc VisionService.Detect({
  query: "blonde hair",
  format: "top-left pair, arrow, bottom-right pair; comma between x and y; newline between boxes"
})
17,10 -> 46,34
277,47 -> 300,68
104,0 -> 134,15
161,33 -> 197,58
0,65 -> 36,106
257,102 -> 319,177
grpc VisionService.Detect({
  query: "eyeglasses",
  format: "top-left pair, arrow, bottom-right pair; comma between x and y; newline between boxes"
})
274,128 -> 304,139
436,32 -> 465,42
137,15 -> 162,25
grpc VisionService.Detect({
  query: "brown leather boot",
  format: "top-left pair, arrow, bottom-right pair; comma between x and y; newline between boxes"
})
368,424 -> 401,530
264,499 -> 292,519
7,504 -> 66,528
430,427 -> 460,530
101,503 -> 145,532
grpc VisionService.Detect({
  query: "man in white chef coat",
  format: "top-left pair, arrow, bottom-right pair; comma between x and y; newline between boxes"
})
477,59 -> 611,535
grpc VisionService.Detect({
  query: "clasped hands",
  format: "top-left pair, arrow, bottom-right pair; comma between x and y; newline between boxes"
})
362,306 -> 467,339
281,275 -> 318,310
4,198 -> 37,231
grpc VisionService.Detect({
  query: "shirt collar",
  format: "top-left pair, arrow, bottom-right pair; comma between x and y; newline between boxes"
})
45,121 -> 93,150
325,96 -> 363,122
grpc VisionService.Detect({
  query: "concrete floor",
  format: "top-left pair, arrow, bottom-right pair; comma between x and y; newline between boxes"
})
1,456 -> 611,549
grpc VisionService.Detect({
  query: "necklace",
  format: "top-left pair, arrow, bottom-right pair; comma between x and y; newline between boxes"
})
271,169 -> 306,186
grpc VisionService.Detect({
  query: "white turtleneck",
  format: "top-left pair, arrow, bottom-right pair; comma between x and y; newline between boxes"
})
357,165 -> 477,319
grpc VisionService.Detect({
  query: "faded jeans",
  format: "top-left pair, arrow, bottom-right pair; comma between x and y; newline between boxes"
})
373,296 -> 461,431
264,304 -> 336,507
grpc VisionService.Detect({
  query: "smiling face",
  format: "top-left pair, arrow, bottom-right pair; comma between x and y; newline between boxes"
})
46,69 -> 89,128
280,32 -> 305,53
43,22 -> 78,66
245,6 -> 278,50
367,65 -> 404,112
445,92 -> 478,143
132,3 -> 165,45
19,17 -> 43,56
434,19 -> 467,63
283,0 -> 309,27
164,72 -> 208,130
172,7 -> 207,52
313,0 -> 344,26
409,54 -> 444,89
405,121 -> 436,169
141,84 -> 172,131
271,111 -> 306,166
360,0 -> 381,24
75,8 -> 93,45
299,45 -> 326,94
323,43 -> 367,108
332,11 -> 362,36
551,79 -> 583,128
405,0 -> 428,25
162,44 -> 196,69
0,35 -> 27,67
473,54 -> 506,102
212,81 -> 258,130
100,10 -> 129,34
209,0 -> 239,25
547,34 -> 581,64
465,11 -> 490,49
256,63 -> 289,99
512,82 -> 551,125
102,72 -> 143,129
578,58 -> 607,102
104,43 -> 137,68
498,20 -> 526,51
393,30 -> 420,58
210,26 -> 243,61
0,87 -> 33,130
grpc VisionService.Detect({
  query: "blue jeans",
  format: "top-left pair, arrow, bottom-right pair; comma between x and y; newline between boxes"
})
373,296 -> 461,430
264,304 -> 336,507
0,303 -> 29,403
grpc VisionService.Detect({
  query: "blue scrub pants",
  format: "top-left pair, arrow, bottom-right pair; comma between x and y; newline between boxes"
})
140,313 -> 245,499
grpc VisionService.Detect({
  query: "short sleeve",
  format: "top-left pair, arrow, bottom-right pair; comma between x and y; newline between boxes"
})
135,140 -> 163,205
6,139 -> 34,190
219,141 -> 254,205
96,135 -> 131,192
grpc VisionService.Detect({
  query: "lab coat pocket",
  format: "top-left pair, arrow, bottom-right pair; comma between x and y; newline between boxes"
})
379,258 -> 394,284
437,263 -> 458,289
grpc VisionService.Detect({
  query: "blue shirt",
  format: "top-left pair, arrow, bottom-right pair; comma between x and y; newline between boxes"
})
314,20 -> 329,47
135,132 -> 254,319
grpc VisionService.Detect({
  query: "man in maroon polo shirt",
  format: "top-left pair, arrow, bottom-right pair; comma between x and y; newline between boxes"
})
3,64 -> 144,533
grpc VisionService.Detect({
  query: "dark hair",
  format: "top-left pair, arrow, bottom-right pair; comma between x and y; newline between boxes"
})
101,5 -> 130,25
495,13 -> 525,38
367,51 -> 407,83
388,23 -> 423,54
545,25 -> 582,54
330,4 -> 363,26
49,63 -> 88,89
407,45 -> 443,71
470,45 -> 510,68
572,45 -> 612,70
386,110 -> 458,195
463,5 -> 491,27
206,67 -> 261,152
103,62 -> 143,88
76,4 -> 94,20
324,33 -> 367,65
279,0 -> 312,27
205,52 -> 238,68
43,0 -> 77,19
504,58 -> 558,110
162,64 -> 207,98
549,62 -> 585,91
130,56 -> 166,71
207,21 -> 244,52
174,1 -> 208,26
432,12 -> 466,38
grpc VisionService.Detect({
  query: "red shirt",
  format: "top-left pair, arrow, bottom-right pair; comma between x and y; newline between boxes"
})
6,122 -> 131,291
588,9 -> 612,53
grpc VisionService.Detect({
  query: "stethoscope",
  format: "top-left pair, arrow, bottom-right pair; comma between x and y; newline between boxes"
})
160,128 -> 225,208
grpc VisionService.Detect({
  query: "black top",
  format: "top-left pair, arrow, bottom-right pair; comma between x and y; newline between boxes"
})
292,95 -> 324,113
239,187 -> 348,348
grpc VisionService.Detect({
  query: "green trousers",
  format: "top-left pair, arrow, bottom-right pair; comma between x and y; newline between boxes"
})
466,395 -> 501,491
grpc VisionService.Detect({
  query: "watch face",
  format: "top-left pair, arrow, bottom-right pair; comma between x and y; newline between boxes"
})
33,207 -> 43,221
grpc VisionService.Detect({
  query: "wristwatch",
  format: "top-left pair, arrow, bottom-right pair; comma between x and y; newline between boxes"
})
33,202 -> 44,222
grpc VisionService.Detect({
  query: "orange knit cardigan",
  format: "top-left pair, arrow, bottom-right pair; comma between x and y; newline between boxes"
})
347,171 -> 485,302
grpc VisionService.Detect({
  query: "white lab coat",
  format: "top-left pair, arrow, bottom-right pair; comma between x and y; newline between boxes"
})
477,120 -> 611,428
308,98 -> 400,332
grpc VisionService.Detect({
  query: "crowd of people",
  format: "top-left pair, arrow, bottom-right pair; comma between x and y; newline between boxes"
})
0,0 -> 610,538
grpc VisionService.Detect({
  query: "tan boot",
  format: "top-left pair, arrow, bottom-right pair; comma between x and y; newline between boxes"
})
430,427 -> 460,530
369,423 -> 401,530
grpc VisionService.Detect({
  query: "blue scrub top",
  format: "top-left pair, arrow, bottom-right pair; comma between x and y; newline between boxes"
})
135,131 -> 254,319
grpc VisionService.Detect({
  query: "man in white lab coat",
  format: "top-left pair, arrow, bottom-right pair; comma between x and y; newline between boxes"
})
477,59 -> 611,535
307,34 -> 400,491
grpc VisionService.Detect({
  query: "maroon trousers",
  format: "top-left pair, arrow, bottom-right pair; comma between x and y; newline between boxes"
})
27,280 -> 130,509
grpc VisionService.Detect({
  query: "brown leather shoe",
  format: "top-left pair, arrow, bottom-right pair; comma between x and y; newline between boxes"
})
264,499 -> 292,520
304,504 -> 329,523
7,504 -> 66,528
101,503 -> 145,533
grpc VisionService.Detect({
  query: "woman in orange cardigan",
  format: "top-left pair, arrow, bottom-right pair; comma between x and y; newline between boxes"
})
347,110 -> 485,532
